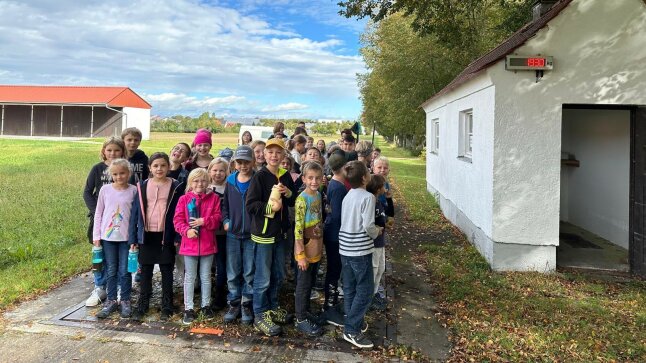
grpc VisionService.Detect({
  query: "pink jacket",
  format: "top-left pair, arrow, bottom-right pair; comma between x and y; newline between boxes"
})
174,191 -> 221,256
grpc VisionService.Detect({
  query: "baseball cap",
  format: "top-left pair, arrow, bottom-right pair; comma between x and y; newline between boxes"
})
233,145 -> 254,161
218,147 -> 234,161
265,138 -> 286,150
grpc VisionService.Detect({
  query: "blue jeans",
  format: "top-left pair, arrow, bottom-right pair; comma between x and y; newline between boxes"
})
103,240 -> 132,301
183,254 -> 214,310
226,236 -> 256,303
341,254 -> 374,335
253,237 -> 286,316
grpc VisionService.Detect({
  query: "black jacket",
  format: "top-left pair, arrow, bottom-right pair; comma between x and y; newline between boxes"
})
128,149 -> 149,185
246,166 -> 296,244
128,178 -> 183,246
83,162 -> 111,214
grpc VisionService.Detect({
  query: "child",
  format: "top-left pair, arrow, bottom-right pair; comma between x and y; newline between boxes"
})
246,138 -> 297,336
121,127 -> 149,185
371,156 -> 395,300
168,142 -> 191,186
316,140 -> 326,156
281,155 -> 298,183
240,131 -> 253,146
208,157 -> 230,310
305,136 -> 314,150
83,137 -> 126,307
185,128 -> 214,171
173,168 -> 221,325
321,152 -> 348,326
293,162 -> 325,336
355,140 -> 374,169
366,174 -> 390,311
338,161 -> 382,349
130,153 -> 183,322
291,135 -> 307,167
250,140 -> 266,171
93,159 -> 138,319
221,146 -> 256,324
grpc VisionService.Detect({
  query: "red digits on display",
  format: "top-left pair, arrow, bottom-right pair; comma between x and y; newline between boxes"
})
527,58 -> 545,67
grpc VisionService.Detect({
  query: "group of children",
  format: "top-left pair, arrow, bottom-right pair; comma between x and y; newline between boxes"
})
83,125 -> 394,349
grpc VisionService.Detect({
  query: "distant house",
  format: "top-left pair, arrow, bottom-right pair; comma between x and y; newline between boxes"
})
421,0 -> 646,275
225,117 -> 259,126
0,85 -> 152,139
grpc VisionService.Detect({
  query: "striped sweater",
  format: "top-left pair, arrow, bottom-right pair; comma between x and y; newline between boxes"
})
339,188 -> 380,256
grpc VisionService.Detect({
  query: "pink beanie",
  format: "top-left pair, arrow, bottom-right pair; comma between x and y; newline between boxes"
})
193,128 -> 212,146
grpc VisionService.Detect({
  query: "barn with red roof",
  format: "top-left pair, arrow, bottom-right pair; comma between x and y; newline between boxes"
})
421,0 -> 646,276
0,85 -> 152,139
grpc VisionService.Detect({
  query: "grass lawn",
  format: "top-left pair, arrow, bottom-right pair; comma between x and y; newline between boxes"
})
385,142 -> 646,362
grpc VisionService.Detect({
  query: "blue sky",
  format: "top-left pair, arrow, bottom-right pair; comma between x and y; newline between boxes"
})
0,0 -> 366,119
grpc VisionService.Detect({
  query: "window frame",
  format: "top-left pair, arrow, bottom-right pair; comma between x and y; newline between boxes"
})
430,118 -> 439,154
459,109 -> 473,161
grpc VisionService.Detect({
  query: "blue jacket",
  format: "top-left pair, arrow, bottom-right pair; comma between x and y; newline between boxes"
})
222,171 -> 254,240
129,178 -> 183,246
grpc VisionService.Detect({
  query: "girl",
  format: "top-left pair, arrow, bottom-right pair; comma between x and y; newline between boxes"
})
240,130 -> 253,146
185,128 -> 214,171
250,140 -> 266,171
208,157 -> 230,310
273,121 -> 286,138
281,155 -> 299,183
83,137 -> 126,307
168,142 -> 191,186
174,168 -> 221,325
366,174 -> 389,311
94,159 -> 137,319
316,140 -> 326,156
130,153 -> 183,322
305,136 -> 314,150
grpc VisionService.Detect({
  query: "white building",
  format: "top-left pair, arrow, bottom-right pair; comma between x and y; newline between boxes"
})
421,0 -> 646,275
0,85 -> 152,139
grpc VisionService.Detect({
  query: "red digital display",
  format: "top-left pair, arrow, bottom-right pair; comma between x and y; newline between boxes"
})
527,58 -> 546,67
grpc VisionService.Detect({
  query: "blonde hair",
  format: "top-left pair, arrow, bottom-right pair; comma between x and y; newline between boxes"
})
100,136 -> 126,161
186,168 -> 209,192
207,157 -> 230,184
121,127 -> 142,140
108,158 -> 131,175
373,155 -> 390,167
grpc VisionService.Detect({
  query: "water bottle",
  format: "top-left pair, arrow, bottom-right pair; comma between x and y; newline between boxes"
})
127,248 -> 139,273
91,246 -> 103,272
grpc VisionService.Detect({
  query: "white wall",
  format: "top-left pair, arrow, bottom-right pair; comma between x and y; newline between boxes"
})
424,74 -> 496,239
123,107 -> 151,140
561,108 -> 630,249
488,0 -> 646,249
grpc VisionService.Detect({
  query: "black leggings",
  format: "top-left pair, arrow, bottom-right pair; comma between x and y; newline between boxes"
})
323,239 -> 342,308
139,263 -> 174,310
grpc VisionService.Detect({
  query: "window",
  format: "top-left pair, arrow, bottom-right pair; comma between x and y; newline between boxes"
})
459,109 -> 473,160
430,118 -> 439,154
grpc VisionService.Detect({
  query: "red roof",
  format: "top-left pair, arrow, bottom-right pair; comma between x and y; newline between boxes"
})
0,85 -> 152,109
421,0 -> 574,108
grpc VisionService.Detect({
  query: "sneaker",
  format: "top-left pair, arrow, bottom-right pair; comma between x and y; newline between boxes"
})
201,306 -> 215,320
370,294 -> 387,311
182,309 -> 196,325
223,301 -> 241,324
85,287 -> 107,307
241,302 -> 254,325
131,308 -> 145,322
96,299 -> 118,319
310,290 -> 320,300
343,331 -> 373,349
268,307 -> 294,325
254,311 -> 282,336
361,321 -> 368,333
120,301 -> 132,318
322,305 -> 344,327
295,318 -> 323,337
160,309 -> 173,322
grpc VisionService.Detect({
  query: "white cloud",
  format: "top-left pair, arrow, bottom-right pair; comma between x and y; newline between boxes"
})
0,0 -> 365,118
261,102 -> 309,112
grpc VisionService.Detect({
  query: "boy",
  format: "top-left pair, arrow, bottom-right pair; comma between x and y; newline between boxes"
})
321,152 -> 348,327
355,141 -> 373,168
222,146 -> 256,325
305,136 -> 314,150
371,156 -> 395,304
338,161 -> 382,349
293,162 -> 325,336
366,174 -> 390,311
246,138 -> 297,336
121,127 -> 149,185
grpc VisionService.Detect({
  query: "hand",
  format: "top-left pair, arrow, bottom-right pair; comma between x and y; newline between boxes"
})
189,217 -> 204,228
93,240 -> 101,247
271,199 -> 282,212
187,229 -> 198,238
378,226 -> 384,236
130,244 -> 138,252
276,183 -> 288,195
297,259 -> 309,271
386,189 -> 393,198
224,223 -> 229,232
